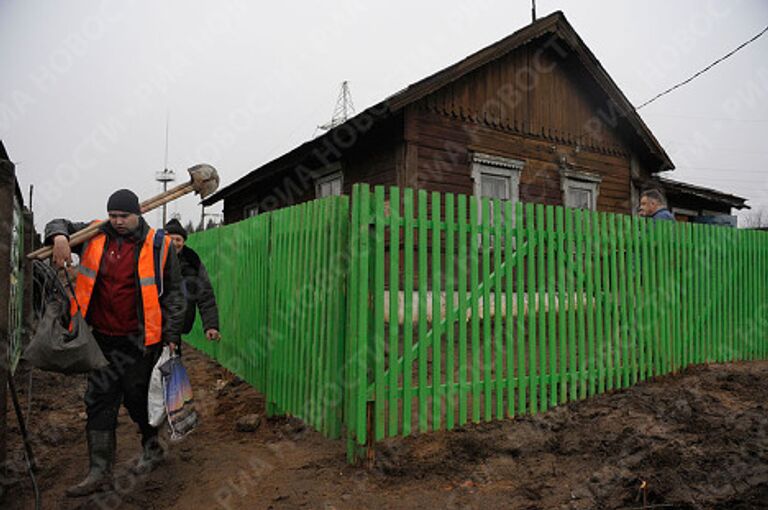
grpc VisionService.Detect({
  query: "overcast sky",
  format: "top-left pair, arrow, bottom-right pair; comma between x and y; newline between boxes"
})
2,0 -> 767,231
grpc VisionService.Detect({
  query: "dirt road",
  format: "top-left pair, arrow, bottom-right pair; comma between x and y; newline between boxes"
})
6,346 -> 767,509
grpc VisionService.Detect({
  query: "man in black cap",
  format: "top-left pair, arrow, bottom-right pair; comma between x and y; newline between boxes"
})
164,218 -> 220,342
46,189 -> 185,496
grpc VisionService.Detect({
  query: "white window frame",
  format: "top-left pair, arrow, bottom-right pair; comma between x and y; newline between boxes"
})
314,163 -> 343,198
561,169 -> 601,211
471,153 -> 524,249
471,152 -> 524,216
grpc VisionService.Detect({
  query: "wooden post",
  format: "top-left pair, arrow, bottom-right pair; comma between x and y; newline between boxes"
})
0,157 -> 16,473
22,210 -> 36,353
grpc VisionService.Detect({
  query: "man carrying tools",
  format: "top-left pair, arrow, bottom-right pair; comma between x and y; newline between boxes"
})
46,189 -> 185,497
163,218 -> 220,342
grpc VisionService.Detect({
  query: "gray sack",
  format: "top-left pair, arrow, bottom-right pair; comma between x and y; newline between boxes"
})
23,263 -> 108,374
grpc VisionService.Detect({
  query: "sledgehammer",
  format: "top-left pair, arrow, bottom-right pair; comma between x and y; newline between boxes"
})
27,163 -> 219,260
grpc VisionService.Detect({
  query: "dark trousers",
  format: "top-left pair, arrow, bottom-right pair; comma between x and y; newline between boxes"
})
85,332 -> 161,442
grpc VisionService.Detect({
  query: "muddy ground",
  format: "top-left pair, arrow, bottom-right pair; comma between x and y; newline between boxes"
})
5,345 -> 767,510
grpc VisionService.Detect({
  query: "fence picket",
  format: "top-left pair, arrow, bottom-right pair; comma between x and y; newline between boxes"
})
402,189 -> 415,436
616,213 -> 629,389
526,203 -> 537,413
445,193 -> 456,429
457,195 -> 468,424
373,187 -> 386,440
534,204 -> 547,412
516,201 -> 526,413
470,196 -> 481,422
494,200 -> 505,418
584,210 -> 596,397
608,214 -> 621,389
593,212 -> 605,394
388,188 -> 401,437
626,216 -> 638,385
356,186 -> 371,445
505,200 -> 516,416
632,216 -> 645,382
313,199 -> 327,432
557,208 -> 567,404
566,208 -> 577,401
665,220 -> 673,370
418,190 -> 429,432
536,204 -> 547,411
482,198 -> 493,421
574,210 -> 587,399
431,192 -> 443,430
546,206 -> 557,408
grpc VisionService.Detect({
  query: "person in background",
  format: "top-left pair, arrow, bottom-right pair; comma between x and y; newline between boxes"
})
164,219 -> 221,343
639,188 -> 675,221
47,189 -> 184,497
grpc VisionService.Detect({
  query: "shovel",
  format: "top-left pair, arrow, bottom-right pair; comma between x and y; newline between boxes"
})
27,164 -> 219,260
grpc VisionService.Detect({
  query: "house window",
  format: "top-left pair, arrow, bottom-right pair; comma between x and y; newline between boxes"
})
315,169 -> 343,198
317,172 -> 342,197
561,170 -> 601,210
471,152 -> 523,221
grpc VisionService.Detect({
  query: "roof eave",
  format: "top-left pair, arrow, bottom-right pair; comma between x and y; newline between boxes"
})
656,177 -> 749,210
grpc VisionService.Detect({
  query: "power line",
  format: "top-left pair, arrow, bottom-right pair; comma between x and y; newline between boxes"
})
636,24 -> 768,110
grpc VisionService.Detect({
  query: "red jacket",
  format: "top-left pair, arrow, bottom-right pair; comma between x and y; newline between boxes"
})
87,235 -> 140,336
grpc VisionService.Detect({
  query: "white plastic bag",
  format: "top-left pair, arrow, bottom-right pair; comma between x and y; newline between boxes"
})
148,346 -> 172,427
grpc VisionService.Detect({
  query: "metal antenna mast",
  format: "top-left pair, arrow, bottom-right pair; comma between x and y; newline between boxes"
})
155,112 -> 175,226
318,81 -> 355,131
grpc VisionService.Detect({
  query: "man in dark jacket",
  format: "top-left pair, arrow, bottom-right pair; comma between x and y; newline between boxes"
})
46,189 -> 185,496
164,219 -> 220,341
639,189 -> 675,221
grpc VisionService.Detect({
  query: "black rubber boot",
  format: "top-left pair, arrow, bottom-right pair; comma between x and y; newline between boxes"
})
66,430 -> 115,497
131,431 -> 166,475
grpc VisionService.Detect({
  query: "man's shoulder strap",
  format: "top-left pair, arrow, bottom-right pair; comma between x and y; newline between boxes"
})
152,228 -> 170,294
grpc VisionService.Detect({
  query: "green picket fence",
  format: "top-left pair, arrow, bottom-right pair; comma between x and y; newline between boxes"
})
184,195 -> 349,438
183,184 -> 767,462
346,184 -> 768,459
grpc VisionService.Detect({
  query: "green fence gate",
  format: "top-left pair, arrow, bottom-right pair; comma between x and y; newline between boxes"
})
346,184 -> 768,459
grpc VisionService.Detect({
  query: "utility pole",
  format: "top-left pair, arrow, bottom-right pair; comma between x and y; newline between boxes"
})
531,0 -> 537,22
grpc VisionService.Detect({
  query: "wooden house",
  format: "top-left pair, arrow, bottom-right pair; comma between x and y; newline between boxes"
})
203,11 -> 747,223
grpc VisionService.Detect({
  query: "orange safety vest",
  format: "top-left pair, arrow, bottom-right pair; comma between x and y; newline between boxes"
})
70,226 -> 172,346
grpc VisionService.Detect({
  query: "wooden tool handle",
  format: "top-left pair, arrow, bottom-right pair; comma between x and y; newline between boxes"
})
27,182 -> 196,260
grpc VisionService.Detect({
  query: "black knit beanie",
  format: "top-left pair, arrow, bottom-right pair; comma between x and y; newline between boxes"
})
164,218 -> 188,240
106,189 -> 141,215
